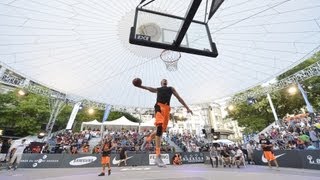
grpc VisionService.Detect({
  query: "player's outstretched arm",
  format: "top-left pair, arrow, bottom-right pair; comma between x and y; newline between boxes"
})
172,87 -> 193,115
138,85 -> 157,93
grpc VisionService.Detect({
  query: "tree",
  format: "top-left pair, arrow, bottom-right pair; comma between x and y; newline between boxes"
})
228,51 -> 320,132
0,90 -> 51,137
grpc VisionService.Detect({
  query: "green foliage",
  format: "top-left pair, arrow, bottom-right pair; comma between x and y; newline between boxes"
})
0,90 -> 142,136
229,51 -> 320,133
277,51 -> 320,80
0,90 -> 50,137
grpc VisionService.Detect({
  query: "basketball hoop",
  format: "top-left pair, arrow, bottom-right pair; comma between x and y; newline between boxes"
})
160,50 -> 181,71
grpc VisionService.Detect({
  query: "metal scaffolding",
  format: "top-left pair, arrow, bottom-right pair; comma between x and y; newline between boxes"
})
230,61 -> 320,104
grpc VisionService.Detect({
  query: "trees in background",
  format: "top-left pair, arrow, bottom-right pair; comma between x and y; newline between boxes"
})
0,90 -> 140,137
227,51 -> 320,133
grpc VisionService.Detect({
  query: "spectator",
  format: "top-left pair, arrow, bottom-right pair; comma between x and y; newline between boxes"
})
234,147 -> 243,168
172,153 -> 182,165
8,139 -> 27,170
118,147 -> 127,166
209,146 -> 219,168
246,140 -> 255,164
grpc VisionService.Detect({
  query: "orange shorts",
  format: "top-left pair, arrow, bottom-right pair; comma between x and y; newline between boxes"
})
154,102 -> 170,132
101,156 -> 110,164
263,151 -> 276,161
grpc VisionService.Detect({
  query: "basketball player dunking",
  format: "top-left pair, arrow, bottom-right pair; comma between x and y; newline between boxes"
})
135,79 -> 192,167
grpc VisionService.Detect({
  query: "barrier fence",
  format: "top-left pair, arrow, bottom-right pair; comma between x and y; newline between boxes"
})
18,150 -> 320,170
18,152 -> 209,168
253,150 -> 320,170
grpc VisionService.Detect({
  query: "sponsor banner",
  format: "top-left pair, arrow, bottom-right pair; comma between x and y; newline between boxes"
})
19,153 -> 151,168
61,154 -> 101,168
149,154 -> 170,165
253,150 -> 320,170
253,150 -> 302,169
300,150 -> 320,170
19,154 -> 62,168
112,153 -> 149,166
180,152 -> 205,164
202,152 -> 211,164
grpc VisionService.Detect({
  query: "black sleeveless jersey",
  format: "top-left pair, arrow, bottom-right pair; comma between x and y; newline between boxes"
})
102,142 -> 112,157
156,86 -> 173,105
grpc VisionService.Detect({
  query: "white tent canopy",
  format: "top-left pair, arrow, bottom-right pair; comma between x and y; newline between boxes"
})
81,119 -> 101,131
81,117 -> 140,131
1,0 -> 320,107
103,116 -> 139,127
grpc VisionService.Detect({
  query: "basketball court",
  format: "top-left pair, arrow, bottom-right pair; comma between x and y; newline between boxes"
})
1,165 -> 320,180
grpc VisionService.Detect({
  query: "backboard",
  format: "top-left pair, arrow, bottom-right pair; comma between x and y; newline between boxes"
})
129,0 -> 221,58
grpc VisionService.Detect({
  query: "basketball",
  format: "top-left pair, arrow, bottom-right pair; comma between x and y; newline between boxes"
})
132,78 -> 142,87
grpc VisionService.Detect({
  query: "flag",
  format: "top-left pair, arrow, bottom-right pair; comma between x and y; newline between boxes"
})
102,104 -> 112,122
297,82 -> 314,113
66,102 -> 82,130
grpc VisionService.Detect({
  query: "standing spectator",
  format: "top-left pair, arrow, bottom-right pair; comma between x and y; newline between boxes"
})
309,127 -> 319,148
246,140 -> 255,164
1,139 -> 11,162
8,139 -> 27,170
118,147 -> 128,166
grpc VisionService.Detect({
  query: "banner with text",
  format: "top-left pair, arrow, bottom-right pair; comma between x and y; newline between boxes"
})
253,150 -> 320,170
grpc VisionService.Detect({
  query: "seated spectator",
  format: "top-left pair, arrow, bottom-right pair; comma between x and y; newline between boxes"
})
82,144 -> 90,153
70,146 -> 78,154
221,147 -> 231,168
93,145 -> 101,154
306,143 -> 317,150
234,147 -> 243,168
209,146 -> 219,168
172,153 -> 182,165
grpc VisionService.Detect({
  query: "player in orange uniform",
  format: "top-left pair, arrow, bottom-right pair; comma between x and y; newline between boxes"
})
135,79 -> 192,167
98,140 -> 116,176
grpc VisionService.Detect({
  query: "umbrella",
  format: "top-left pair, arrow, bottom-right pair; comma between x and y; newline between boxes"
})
299,134 -> 310,142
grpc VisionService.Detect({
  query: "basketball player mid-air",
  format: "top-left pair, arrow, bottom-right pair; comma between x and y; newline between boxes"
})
133,78 -> 193,167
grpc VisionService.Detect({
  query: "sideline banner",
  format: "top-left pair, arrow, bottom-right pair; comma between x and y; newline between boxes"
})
180,152 -> 205,164
253,150 -> 320,170
149,154 -> 170,165
19,153 -> 153,168
19,154 -> 63,168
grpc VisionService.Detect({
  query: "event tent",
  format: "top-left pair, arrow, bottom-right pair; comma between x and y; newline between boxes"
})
103,116 -> 139,127
81,116 -> 140,131
81,119 -> 101,131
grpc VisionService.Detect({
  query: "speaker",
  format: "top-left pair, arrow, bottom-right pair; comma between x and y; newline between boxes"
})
211,128 -> 215,133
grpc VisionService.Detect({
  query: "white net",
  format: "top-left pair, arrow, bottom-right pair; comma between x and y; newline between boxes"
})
160,50 -> 181,71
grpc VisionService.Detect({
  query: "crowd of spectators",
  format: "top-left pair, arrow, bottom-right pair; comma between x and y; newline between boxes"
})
1,128 -> 175,158
171,133 -> 207,152
91,129 -> 174,154
257,113 -> 320,150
